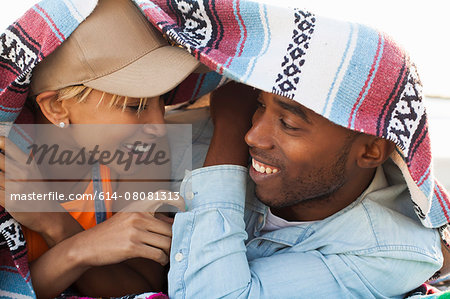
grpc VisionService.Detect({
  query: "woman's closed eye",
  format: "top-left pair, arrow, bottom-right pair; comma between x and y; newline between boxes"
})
126,104 -> 148,114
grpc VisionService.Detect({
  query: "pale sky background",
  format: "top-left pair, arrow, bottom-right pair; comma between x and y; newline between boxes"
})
1,0 -> 449,97
264,0 -> 450,98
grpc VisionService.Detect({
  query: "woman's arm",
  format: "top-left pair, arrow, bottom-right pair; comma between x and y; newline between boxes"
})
1,136 -> 171,298
30,211 -> 172,298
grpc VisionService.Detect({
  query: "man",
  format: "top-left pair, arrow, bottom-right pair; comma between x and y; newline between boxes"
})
168,83 -> 442,298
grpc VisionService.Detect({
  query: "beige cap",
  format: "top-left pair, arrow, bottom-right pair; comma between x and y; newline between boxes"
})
30,0 -> 203,98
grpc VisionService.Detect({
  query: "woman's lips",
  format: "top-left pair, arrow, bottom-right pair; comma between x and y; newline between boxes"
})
122,142 -> 154,154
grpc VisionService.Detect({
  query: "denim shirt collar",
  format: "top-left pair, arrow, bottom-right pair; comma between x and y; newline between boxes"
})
247,166 -> 388,245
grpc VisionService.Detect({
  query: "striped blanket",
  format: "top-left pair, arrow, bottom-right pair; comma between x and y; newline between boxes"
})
0,0 -> 449,297
133,0 -> 450,230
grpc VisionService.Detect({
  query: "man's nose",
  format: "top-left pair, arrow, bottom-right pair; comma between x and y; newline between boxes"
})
245,113 -> 274,150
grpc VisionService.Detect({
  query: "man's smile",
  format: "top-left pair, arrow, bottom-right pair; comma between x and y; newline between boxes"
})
251,158 -> 280,174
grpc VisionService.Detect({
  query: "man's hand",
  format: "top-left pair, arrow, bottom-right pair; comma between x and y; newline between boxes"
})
204,82 -> 259,167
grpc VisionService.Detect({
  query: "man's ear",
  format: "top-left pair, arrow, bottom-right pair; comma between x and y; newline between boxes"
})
35,91 -> 70,125
356,136 -> 395,169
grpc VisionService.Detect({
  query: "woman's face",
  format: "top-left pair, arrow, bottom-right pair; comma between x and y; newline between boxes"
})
60,89 -> 169,176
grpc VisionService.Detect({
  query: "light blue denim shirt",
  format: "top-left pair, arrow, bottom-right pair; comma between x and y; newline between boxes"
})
169,163 -> 442,298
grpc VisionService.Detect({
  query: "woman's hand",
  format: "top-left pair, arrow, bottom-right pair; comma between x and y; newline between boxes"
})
0,136 -> 83,246
72,210 -> 173,267
30,204 -> 174,298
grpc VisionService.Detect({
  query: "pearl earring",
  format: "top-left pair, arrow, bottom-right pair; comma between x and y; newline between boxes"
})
58,122 -> 66,128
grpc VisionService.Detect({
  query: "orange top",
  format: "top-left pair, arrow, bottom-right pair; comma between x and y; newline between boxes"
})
23,165 -> 114,262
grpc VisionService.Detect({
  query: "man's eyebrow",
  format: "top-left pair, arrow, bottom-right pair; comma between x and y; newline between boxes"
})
273,97 -> 311,124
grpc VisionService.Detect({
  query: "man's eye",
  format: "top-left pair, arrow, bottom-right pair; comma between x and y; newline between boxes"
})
256,101 -> 266,109
280,118 -> 298,130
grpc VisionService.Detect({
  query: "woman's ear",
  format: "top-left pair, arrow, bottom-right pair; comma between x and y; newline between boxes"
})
35,91 -> 70,126
356,136 -> 395,169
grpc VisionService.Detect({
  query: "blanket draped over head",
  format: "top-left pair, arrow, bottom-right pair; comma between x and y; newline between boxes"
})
0,0 -> 449,297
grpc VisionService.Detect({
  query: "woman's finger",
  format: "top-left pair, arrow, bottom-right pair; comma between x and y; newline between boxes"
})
139,231 -> 172,255
0,171 -> 4,190
154,212 -> 175,224
0,172 -> 4,207
0,151 -> 4,172
137,243 -> 170,266
140,213 -> 173,237
1,137 -> 30,163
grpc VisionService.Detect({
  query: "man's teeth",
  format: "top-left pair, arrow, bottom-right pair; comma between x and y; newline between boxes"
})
252,159 -> 279,174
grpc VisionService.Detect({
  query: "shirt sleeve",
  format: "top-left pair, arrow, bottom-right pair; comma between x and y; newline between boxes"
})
168,165 -> 441,298
169,165 -> 250,298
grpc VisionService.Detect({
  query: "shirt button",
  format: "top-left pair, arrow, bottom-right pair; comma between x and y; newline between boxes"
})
175,252 -> 184,262
258,215 -> 264,224
186,191 -> 194,200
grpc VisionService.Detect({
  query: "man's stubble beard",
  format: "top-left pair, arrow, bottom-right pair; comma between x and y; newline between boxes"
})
255,138 -> 353,209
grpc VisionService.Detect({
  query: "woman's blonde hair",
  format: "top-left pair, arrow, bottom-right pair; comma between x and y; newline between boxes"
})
57,85 -> 149,113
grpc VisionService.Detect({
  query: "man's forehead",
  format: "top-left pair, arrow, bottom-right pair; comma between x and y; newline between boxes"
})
261,91 -> 360,135
261,91 -> 312,124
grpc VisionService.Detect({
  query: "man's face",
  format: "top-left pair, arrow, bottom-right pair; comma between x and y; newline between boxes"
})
245,92 -> 357,209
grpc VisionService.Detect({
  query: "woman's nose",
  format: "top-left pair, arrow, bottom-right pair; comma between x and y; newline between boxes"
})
140,99 -> 167,138
142,122 -> 166,138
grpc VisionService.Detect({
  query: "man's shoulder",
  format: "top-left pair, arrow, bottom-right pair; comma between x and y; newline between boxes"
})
358,198 -> 439,254
355,162 -> 440,256
339,199 -> 442,295
332,162 -> 439,255
299,198 -> 442,296
299,192 -> 440,261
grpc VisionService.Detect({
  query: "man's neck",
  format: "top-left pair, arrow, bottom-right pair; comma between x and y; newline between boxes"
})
271,168 -> 377,222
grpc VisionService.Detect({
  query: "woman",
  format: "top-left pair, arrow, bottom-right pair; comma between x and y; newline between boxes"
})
0,0 -> 202,297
